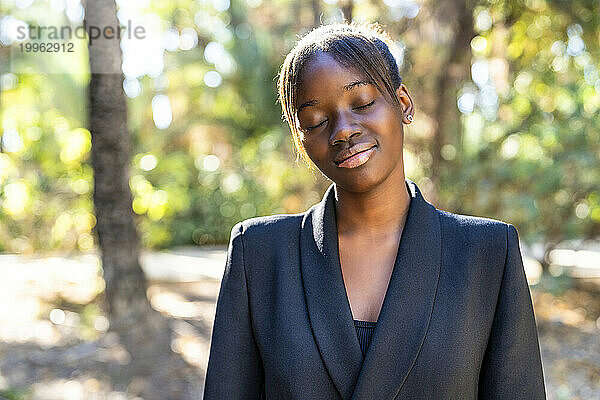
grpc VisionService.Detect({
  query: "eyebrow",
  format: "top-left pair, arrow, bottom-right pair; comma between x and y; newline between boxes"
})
296,80 -> 373,115
343,80 -> 371,91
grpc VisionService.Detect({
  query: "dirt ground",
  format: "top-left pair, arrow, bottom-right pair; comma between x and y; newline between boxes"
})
531,278 -> 600,400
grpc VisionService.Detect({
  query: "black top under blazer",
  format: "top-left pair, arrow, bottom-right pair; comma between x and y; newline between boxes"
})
203,178 -> 546,400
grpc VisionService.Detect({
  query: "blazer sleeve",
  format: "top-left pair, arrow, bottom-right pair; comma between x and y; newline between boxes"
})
203,222 -> 264,399
478,224 -> 546,399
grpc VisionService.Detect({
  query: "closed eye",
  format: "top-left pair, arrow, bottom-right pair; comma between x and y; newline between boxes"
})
354,100 -> 375,111
306,120 -> 327,131
305,100 -> 374,131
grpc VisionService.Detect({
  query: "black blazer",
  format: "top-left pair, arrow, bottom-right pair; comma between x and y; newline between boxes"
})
203,178 -> 546,400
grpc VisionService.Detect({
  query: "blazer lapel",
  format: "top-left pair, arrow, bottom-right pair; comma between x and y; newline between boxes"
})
300,178 -> 442,400
350,179 -> 442,399
300,182 -> 364,400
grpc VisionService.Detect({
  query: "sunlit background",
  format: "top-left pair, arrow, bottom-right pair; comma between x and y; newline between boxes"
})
0,0 -> 599,399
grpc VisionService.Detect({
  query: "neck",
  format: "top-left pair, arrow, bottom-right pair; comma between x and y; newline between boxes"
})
333,166 -> 410,238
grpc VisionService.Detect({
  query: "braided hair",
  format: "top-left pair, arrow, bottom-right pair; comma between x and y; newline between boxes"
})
276,21 -> 403,168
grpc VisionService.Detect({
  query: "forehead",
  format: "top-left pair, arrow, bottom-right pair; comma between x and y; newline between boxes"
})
296,52 -> 373,101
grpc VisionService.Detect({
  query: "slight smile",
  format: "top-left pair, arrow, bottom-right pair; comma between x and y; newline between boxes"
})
336,146 -> 376,168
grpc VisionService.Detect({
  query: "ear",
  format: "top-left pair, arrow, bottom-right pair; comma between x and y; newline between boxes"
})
395,84 -> 415,124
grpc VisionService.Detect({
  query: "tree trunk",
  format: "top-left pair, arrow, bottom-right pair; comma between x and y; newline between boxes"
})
429,0 -> 475,203
341,0 -> 353,22
312,0 -> 322,27
85,0 -> 173,388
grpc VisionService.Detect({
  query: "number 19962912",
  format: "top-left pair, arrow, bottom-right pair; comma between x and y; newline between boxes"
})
19,42 -> 74,52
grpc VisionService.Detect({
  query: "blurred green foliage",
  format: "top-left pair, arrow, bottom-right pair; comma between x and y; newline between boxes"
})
442,0 -> 600,246
0,388 -> 30,400
0,0 -> 598,254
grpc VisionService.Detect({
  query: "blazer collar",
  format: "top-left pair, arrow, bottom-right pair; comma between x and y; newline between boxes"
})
300,178 -> 442,400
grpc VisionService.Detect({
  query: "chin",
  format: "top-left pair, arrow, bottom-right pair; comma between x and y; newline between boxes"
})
325,166 -> 384,194
331,160 -> 404,194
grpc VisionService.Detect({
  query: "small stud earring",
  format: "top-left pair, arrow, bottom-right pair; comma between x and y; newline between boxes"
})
406,115 -> 413,123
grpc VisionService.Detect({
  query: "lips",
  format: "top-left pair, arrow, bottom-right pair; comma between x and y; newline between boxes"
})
334,143 -> 377,165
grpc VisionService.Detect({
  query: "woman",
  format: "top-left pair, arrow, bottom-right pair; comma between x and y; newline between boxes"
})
203,22 -> 546,399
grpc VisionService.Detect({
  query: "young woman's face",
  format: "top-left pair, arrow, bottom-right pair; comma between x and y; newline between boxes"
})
295,51 -> 414,193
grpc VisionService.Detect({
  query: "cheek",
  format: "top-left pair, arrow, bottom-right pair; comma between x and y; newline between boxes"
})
369,108 -> 402,136
302,135 -> 330,163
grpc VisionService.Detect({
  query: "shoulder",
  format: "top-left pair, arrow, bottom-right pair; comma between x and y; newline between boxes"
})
436,208 -> 515,251
229,213 -> 305,271
233,212 -> 305,243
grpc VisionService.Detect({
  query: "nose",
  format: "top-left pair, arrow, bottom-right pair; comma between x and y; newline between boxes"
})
330,110 -> 361,146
